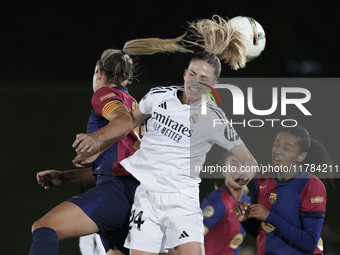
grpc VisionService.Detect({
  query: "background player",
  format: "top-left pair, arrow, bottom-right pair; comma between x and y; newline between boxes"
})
201,151 -> 251,255
72,15 -> 258,255
30,37 -> 190,255
234,126 -> 333,254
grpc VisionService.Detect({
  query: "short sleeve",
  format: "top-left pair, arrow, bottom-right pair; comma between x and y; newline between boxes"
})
200,189 -> 226,230
300,177 -> 326,218
138,91 -> 153,115
91,87 -> 124,117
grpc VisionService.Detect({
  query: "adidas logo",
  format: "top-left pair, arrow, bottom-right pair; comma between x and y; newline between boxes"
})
158,102 -> 167,109
179,231 -> 189,239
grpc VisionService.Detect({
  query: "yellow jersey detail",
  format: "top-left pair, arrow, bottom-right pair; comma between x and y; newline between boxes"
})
229,233 -> 243,249
202,206 -> 214,217
262,221 -> 275,233
102,100 -> 126,120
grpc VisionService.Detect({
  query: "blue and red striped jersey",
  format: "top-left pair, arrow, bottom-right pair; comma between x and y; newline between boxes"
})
87,86 -> 144,177
201,185 -> 251,255
250,171 -> 326,254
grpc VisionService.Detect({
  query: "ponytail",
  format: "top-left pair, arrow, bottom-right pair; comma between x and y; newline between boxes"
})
187,15 -> 248,70
122,34 -> 192,55
97,34 -> 192,85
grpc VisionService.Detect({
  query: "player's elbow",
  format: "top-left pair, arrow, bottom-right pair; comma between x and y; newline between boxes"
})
301,234 -> 319,253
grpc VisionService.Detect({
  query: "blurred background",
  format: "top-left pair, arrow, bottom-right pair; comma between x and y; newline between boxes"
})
1,0 -> 339,254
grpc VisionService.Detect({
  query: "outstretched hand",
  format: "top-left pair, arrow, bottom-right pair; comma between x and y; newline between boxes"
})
36,169 -> 66,189
72,151 -> 101,167
72,133 -> 101,153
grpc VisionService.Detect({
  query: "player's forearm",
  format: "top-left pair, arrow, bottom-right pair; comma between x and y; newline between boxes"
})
61,167 -> 94,183
94,113 -> 134,152
266,211 -> 322,252
99,113 -> 133,140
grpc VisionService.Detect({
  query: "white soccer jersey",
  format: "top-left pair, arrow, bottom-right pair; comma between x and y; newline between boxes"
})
120,86 -> 243,198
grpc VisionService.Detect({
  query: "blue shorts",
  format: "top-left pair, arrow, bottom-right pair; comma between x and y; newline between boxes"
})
67,175 -> 139,254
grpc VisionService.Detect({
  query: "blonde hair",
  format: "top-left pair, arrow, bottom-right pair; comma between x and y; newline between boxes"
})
123,34 -> 192,55
97,35 -> 191,86
188,15 -> 248,70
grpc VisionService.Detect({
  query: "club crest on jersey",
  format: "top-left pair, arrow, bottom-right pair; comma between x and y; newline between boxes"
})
269,193 -> 277,204
189,113 -> 199,124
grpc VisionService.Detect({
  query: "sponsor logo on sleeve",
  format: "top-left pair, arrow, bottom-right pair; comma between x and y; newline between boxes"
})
311,196 -> 324,204
224,123 -> 240,141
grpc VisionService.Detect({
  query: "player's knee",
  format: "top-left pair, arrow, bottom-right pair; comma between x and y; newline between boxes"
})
31,219 -> 55,234
32,219 -> 44,233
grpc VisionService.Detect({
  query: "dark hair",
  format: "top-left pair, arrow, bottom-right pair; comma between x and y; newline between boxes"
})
96,49 -> 135,86
279,126 -> 334,189
190,51 -> 221,77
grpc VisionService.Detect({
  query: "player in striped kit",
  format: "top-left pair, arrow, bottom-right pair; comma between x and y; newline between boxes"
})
73,15 -> 258,255
234,126 -> 333,254
201,151 -> 251,255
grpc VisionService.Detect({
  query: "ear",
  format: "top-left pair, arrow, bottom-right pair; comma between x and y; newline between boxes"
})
183,69 -> 188,80
297,152 -> 307,163
96,69 -> 103,80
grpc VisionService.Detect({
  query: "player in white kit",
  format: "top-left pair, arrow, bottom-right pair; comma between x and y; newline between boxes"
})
73,15 -> 258,255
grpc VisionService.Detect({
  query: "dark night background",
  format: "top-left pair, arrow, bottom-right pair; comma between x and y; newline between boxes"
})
1,0 -> 340,254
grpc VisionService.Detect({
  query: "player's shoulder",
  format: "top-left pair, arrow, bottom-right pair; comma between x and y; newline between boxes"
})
201,188 -> 225,211
304,172 -> 326,191
203,188 -> 223,203
210,187 -> 224,197
149,85 -> 182,96
143,85 -> 182,102
205,99 -> 227,121
93,86 -> 125,100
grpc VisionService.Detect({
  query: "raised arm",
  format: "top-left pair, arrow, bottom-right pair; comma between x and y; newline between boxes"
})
230,143 -> 258,185
72,106 -> 149,166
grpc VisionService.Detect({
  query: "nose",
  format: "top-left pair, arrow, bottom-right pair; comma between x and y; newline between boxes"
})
272,145 -> 283,155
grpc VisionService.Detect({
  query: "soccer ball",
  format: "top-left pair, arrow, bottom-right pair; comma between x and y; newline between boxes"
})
228,16 -> 266,61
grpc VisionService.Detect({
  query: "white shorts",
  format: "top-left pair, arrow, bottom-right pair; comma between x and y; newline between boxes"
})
124,185 -> 204,253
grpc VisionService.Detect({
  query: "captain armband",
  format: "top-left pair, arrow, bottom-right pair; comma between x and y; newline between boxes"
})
102,100 -> 128,120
